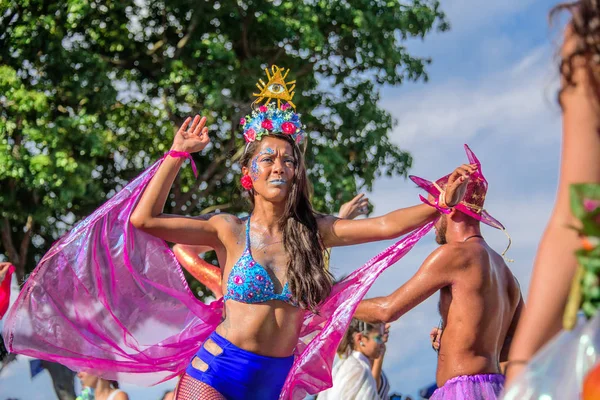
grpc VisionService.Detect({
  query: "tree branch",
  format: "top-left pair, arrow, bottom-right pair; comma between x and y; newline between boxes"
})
17,215 -> 34,283
296,61 -> 317,79
267,47 -> 286,67
162,93 -> 175,123
174,12 -> 201,59
236,5 -> 251,60
0,218 -> 19,266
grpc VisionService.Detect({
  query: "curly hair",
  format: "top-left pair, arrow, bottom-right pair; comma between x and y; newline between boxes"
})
552,1 -> 600,101
239,134 -> 333,311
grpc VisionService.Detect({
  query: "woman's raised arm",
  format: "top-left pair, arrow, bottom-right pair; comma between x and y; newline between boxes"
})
130,115 -> 226,248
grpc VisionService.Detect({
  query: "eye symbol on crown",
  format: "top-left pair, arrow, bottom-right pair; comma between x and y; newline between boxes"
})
268,83 -> 285,94
253,65 -> 296,109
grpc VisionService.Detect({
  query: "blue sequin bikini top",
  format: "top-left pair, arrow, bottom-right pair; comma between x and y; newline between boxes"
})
223,217 -> 294,305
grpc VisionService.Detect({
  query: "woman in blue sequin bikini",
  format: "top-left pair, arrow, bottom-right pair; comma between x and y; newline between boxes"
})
130,66 -> 475,400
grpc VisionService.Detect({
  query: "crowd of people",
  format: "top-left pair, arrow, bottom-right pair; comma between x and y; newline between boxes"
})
2,1 -> 600,399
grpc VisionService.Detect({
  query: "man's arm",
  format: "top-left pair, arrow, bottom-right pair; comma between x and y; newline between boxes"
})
354,245 -> 464,323
500,292 -> 525,363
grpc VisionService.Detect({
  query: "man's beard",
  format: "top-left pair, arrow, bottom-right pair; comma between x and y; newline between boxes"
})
435,217 -> 447,245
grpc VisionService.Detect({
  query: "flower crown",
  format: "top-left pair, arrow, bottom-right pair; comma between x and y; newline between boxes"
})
240,66 -> 305,144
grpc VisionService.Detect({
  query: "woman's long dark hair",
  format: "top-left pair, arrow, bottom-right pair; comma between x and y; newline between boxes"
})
239,134 -> 333,311
551,1 -> 600,101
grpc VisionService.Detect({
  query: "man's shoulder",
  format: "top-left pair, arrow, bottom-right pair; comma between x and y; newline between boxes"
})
428,241 -> 494,273
431,242 -> 470,262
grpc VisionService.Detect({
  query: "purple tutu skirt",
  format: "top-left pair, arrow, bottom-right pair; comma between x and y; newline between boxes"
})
430,374 -> 505,400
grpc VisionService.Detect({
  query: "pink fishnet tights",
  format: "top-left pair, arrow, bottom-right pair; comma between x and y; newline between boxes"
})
174,374 -> 226,400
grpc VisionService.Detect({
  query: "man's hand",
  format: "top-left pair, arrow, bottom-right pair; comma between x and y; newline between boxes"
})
430,326 -> 442,352
338,194 -> 370,220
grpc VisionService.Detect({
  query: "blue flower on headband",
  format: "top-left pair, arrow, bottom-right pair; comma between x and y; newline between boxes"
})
240,102 -> 305,144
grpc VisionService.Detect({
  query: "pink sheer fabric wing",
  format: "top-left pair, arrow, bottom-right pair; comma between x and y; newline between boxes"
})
2,159 -> 223,385
2,157 -> 433,399
281,222 -> 434,399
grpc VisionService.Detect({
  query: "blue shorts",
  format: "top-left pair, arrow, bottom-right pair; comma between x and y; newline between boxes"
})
185,331 -> 294,400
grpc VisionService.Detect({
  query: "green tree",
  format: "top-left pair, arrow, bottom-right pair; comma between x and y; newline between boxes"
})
0,0 -> 447,398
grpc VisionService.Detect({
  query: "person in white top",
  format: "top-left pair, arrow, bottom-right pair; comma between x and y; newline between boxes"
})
319,318 -> 389,400
76,371 -> 129,400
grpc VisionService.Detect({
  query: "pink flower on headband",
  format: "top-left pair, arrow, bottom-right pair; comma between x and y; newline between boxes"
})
259,105 -> 268,113
584,199 -> 600,212
281,122 -> 296,135
244,128 -> 256,142
240,118 -> 246,126
262,119 -> 273,130
281,103 -> 291,110
241,175 -> 253,190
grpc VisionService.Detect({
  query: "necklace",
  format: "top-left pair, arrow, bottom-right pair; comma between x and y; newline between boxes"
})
463,234 -> 484,242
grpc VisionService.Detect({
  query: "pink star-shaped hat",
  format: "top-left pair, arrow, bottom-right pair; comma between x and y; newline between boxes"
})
409,144 -> 504,230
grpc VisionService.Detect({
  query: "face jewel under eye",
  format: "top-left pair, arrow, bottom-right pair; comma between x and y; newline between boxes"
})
267,83 -> 285,94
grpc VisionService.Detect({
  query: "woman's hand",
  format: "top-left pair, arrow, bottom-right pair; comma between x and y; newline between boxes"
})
171,115 -> 210,153
338,194 -> 370,220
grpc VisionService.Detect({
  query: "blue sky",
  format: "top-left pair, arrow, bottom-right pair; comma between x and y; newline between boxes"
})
1,0 -> 563,398
328,0 -> 561,397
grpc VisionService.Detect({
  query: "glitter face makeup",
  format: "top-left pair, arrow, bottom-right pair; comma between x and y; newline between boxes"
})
250,147 -> 275,182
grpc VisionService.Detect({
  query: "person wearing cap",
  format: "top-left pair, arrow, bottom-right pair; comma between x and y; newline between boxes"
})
355,145 -> 524,400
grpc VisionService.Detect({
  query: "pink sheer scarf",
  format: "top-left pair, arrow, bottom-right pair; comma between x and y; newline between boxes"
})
2,157 -> 433,399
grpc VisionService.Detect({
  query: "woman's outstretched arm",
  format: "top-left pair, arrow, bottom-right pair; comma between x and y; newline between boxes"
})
319,164 -> 475,248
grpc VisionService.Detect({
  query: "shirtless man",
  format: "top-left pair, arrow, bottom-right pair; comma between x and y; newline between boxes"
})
355,145 -> 523,400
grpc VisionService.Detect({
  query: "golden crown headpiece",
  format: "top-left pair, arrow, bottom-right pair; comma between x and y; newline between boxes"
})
240,65 -> 304,144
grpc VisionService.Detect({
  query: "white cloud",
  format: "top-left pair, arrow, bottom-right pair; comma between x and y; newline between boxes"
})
383,46 -> 559,147
439,0 -> 543,35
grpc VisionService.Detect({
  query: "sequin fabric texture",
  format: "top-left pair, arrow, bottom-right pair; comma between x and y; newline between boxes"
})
223,217 -> 293,304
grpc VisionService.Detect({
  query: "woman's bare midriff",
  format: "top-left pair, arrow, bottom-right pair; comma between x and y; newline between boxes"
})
215,299 -> 305,357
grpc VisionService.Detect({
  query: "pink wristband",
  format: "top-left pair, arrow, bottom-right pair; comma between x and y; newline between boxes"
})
418,194 -> 452,215
164,150 -> 198,177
